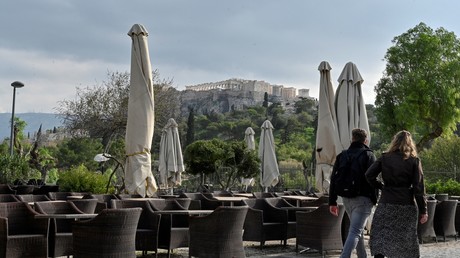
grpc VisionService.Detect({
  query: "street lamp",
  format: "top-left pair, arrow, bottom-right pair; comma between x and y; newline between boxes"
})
10,81 -> 24,156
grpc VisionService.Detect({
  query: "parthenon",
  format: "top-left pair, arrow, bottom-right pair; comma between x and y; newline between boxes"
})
185,78 -> 305,100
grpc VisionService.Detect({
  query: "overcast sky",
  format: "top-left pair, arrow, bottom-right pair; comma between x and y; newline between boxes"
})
1,0 -> 459,114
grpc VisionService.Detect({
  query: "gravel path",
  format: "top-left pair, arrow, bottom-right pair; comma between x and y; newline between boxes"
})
143,237 -> 460,257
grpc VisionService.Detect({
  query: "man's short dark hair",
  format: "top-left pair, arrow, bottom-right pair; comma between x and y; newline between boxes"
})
352,128 -> 367,143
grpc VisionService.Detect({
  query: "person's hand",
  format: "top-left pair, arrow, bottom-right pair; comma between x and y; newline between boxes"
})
329,205 -> 339,216
419,213 -> 428,224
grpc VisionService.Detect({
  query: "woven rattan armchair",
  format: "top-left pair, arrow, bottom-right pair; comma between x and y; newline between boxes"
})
67,199 -> 98,214
111,199 -> 161,257
148,198 -> 190,258
189,206 -> 248,258
0,202 -> 49,258
253,192 -> 276,198
265,197 -> 302,239
15,194 -> 51,202
72,208 -> 142,258
296,204 -> 345,256
82,194 -> 116,212
0,194 -> 19,202
242,198 -> 288,247
47,192 -> 88,200
0,185 -> 16,195
34,201 -> 85,258
179,193 -> 202,210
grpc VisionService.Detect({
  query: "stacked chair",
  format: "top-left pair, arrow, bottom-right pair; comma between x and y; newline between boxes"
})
418,200 -> 437,243
433,199 -> 458,241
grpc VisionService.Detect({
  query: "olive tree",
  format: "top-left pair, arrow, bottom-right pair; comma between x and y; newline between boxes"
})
56,70 -> 180,156
374,22 -> 460,150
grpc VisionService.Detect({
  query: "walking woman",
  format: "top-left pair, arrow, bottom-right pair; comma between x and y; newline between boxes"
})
365,130 -> 428,258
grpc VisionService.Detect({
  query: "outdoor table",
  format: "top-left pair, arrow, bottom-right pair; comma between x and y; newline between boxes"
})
232,193 -> 254,198
159,194 -> 180,199
212,196 -> 248,206
66,195 -> 84,200
35,213 -> 98,221
154,209 -> 214,216
280,195 -> 318,207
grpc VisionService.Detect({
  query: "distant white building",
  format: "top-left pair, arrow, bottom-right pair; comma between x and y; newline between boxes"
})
185,78 -> 308,99
297,89 -> 310,98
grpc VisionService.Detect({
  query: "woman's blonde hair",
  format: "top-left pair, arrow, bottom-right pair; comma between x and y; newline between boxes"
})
387,130 -> 417,159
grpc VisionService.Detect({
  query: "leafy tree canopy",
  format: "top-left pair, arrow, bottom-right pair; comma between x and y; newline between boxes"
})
375,22 -> 460,150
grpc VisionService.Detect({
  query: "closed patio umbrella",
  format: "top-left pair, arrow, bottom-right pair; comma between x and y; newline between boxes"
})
158,118 -> 184,191
315,61 -> 340,194
244,127 -> 256,151
335,62 -> 370,152
258,120 -> 279,191
124,24 -> 158,197
241,127 -> 256,191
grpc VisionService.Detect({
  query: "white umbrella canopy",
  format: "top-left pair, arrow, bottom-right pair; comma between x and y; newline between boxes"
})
315,61 -> 340,194
124,24 -> 158,197
244,127 -> 256,151
258,120 -> 280,189
158,118 -> 184,189
335,62 -> 371,152
241,127 -> 256,190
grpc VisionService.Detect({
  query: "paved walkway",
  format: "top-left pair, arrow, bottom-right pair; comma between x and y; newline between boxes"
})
144,237 -> 460,257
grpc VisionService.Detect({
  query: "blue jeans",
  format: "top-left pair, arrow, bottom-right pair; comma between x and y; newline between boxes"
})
340,196 -> 373,258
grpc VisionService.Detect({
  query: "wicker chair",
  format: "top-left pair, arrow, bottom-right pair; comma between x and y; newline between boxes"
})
72,208 -> 142,258
32,185 -> 59,195
0,194 -> 20,202
300,195 -> 329,207
0,202 -> 49,258
111,200 -> 161,257
0,185 -> 16,195
47,192 -> 88,201
34,201 -> 85,258
67,199 -> 98,214
180,193 -> 202,210
189,206 -> 248,258
15,194 -> 51,202
198,193 -> 221,210
296,204 -> 345,257
418,200 -> 437,243
148,198 -> 190,258
82,194 -> 117,212
242,198 -> 288,247
253,192 -> 276,198
211,190 -> 234,197
264,197 -> 297,240
434,199 -> 458,241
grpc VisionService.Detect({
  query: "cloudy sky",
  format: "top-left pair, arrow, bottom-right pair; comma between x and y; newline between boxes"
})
1,0 -> 459,114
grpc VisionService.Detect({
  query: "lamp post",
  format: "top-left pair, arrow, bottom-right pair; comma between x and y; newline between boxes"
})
9,81 -> 24,156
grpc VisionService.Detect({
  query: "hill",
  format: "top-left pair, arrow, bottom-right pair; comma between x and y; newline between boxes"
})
0,113 -> 64,141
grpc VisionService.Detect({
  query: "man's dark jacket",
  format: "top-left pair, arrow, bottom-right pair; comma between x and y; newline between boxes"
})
328,141 -> 377,206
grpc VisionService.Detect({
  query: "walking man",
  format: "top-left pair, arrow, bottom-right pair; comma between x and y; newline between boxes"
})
329,128 -> 377,258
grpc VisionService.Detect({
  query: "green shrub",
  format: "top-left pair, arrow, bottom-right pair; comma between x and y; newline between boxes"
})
425,179 -> 460,196
57,165 -> 114,194
46,168 -> 59,185
0,155 -> 40,184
